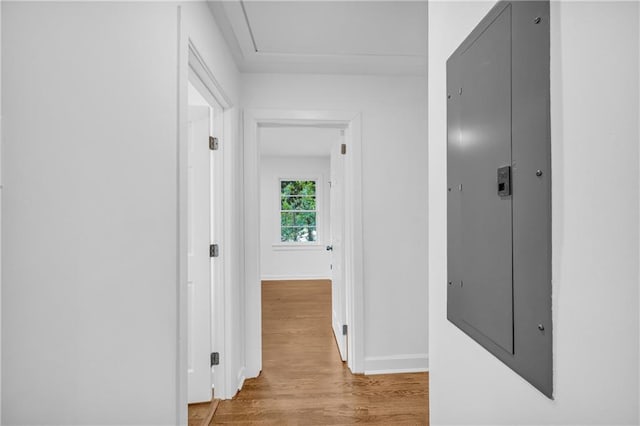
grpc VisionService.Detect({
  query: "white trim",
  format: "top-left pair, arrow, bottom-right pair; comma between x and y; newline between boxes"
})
364,354 -> 429,375
188,40 -> 233,109
271,243 -> 325,251
366,368 -> 430,375
344,113 -> 365,374
178,33 -> 237,421
189,68 -> 226,401
220,95 -> 237,401
211,1 -> 426,76
236,367 -> 246,392
0,0 -> 4,419
176,8 -> 188,424
261,275 -> 331,281
206,91 -> 230,400
637,3 -> 640,421
243,111 -> 261,379
244,109 -> 365,379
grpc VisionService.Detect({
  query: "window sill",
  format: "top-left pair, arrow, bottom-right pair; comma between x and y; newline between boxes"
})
272,243 -> 326,252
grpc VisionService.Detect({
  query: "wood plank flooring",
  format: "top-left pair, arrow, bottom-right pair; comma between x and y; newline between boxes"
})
212,279 -> 429,425
188,399 -> 219,426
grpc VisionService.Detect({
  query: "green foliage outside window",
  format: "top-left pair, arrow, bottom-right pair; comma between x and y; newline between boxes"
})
280,180 -> 317,242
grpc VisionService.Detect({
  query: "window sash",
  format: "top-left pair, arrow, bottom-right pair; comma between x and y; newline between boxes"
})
279,179 -> 319,243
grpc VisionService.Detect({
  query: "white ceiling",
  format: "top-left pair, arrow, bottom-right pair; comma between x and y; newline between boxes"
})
259,126 -> 341,157
208,1 -> 428,75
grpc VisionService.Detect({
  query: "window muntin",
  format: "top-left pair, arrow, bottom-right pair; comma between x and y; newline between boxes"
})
280,180 -> 317,242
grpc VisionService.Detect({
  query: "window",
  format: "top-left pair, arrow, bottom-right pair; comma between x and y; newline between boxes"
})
280,180 -> 317,242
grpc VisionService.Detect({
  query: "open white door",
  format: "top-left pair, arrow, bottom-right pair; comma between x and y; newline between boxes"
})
330,136 -> 347,361
187,103 -> 213,404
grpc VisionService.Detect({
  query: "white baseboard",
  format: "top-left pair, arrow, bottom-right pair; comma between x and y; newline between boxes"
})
364,354 -> 429,375
261,275 -> 331,281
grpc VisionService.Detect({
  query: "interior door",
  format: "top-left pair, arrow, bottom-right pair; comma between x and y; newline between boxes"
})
187,104 -> 213,403
329,138 -> 347,361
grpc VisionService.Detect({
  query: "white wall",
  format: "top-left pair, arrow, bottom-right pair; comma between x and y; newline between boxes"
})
260,155 -> 331,280
0,0 -> 3,420
242,73 -> 428,373
428,1 -> 640,424
2,2 -> 242,424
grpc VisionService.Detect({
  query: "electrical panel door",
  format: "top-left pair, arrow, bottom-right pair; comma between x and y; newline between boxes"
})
447,1 -> 552,398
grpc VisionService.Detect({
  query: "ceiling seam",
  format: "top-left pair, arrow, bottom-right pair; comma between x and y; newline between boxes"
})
239,0 -> 259,53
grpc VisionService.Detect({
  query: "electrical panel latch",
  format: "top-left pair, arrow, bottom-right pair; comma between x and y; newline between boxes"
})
497,166 -> 511,197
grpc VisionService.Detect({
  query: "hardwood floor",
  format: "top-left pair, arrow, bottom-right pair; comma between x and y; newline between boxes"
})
188,399 -> 219,426
212,279 -> 429,425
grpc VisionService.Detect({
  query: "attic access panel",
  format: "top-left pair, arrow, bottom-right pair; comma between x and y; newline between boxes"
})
447,1 -> 553,398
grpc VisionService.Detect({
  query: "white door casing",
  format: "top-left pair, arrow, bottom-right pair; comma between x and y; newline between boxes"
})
330,137 -> 347,361
187,104 -> 212,404
209,100 -> 225,395
179,39 -> 235,422
243,109 -> 365,378
342,119 -> 364,374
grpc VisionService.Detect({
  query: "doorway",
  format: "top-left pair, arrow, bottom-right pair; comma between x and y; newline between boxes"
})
186,79 -> 225,406
243,110 -> 365,379
258,125 -> 346,362
179,41 -> 237,423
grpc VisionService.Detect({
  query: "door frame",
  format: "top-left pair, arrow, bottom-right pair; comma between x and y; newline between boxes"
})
243,109 -> 365,377
185,100 -> 214,404
178,38 -> 235,423
329,137 -> 348,361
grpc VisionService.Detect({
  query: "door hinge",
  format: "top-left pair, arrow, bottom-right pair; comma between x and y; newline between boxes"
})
210,244 -> 219,258
341,143 -> 347,155
209,136 -> 219,150
342,324 -> 348,336
211,352 -> 220,366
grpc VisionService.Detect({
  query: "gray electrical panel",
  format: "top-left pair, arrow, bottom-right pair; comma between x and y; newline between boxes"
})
447,1 -> 552,398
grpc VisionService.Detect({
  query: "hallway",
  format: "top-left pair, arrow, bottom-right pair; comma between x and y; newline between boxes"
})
212,280 -> 429,424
